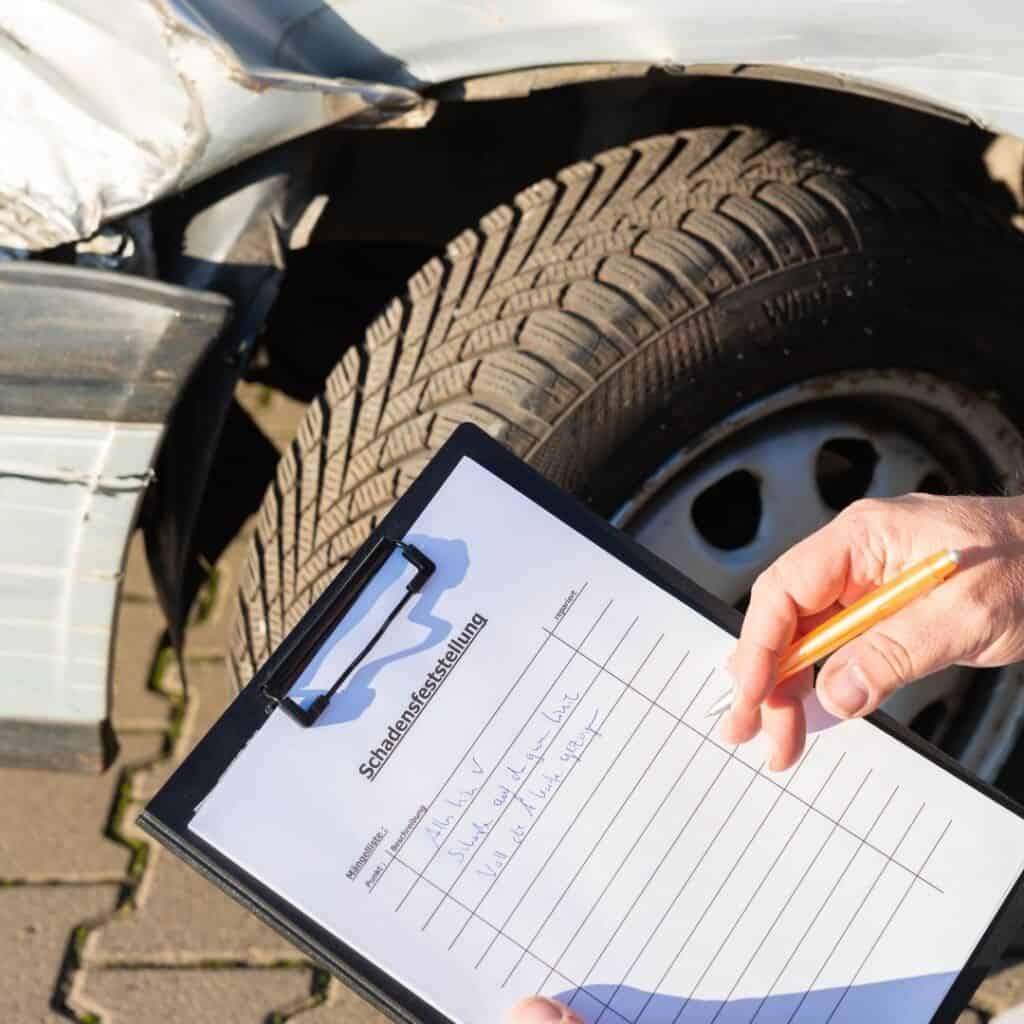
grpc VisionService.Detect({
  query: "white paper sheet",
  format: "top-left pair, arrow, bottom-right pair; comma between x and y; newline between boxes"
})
191,456 -> 1024,1024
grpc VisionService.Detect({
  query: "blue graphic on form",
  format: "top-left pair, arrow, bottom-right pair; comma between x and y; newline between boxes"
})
555,973 -> 957,1024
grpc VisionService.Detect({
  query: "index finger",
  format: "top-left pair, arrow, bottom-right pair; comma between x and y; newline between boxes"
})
725,519 -> 856,742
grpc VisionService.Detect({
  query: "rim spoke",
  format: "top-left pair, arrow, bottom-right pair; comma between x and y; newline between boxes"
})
624,385 -> 1018,778
866,430 -> 946,498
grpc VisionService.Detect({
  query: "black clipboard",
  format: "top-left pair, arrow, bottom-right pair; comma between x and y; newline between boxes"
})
140,422 -> 1024,1024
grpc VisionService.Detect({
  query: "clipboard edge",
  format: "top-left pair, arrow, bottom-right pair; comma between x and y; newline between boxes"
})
140,420 -> 1024,1024
136,806 -> 443,1024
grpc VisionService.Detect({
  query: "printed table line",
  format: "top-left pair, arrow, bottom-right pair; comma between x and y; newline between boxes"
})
643,737 -> 822,1024
592,760 -> 768,1024
469,638 -> 677,967
704,751 -> 847,1024
393,587 -> 599,913
543,630 -> 943,895
748,786 -> 913,1024
724,770 -> 876,1023
783,797 -> 929,1023
561,717 -> 744,1011
822,819 -> 952,1024
421,607 -> 634,932
530,667 -> 721,996
380,583 -> 587,899
489,650 -> 691,979
378,593 -> 954,1024
445,624 -> 656,951
387,854 -> 634,1024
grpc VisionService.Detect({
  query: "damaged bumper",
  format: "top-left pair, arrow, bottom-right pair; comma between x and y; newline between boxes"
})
0,264 -> 229,770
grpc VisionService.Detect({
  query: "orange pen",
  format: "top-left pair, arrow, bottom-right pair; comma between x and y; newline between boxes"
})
706,548 -> 961,717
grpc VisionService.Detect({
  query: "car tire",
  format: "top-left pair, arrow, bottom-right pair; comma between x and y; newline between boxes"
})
230,125 -> 1024,687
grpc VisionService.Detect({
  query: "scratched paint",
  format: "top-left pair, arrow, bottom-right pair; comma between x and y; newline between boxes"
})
3,0 -> 1023,251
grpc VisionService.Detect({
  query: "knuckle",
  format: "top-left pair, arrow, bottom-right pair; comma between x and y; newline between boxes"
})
749,567 -> 777,601
752,561 -> 798,617
840,497 -> 887,523
862,630 -> 918,688
835,501 -> 889,577
959,578 -> 1004,652
960,579 -> 991,621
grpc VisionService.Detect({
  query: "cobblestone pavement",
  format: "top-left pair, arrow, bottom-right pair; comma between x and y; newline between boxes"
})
2,382 -> 1023,1024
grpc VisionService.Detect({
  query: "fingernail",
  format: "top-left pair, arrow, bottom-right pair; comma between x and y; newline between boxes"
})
718,668 -> 741,717
725,663 -> 741,701
511,997 -> 575,1024
823,663 -> 870,718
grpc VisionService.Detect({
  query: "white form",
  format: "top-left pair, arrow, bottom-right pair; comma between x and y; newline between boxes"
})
191,456 -> 1024,1024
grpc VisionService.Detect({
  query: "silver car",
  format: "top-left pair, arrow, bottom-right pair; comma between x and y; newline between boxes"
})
3,1 -> 1024,781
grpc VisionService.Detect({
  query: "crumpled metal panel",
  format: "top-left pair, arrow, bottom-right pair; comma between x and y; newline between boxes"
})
184,0 -> 1024,132
0,263 -> 229,763
316,0 -> 1024,135
4,0 -> 1024,251
0,0 -> 421,251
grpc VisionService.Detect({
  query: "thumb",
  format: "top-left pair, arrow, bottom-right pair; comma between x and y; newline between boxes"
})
505,997 -> 581,1024
815,592 -> 961,720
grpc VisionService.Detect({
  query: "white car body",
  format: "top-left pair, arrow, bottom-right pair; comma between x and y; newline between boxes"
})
2,0 -> 1022,765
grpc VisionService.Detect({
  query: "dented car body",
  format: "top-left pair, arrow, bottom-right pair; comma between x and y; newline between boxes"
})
2,0 -> 1023,770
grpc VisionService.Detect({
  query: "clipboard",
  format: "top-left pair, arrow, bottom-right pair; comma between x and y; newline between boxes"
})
140,422 -> 1024,1024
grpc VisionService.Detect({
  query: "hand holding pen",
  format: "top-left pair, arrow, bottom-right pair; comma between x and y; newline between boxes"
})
706,546 -> 960,717
720,493 -> 1024,771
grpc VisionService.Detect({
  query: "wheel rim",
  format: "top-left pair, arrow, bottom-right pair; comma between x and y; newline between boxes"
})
613,370 -> 1024,782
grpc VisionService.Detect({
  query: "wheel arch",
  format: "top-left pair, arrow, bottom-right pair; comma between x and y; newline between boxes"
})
318,66 -> 1021,256
432,60 -> 984,130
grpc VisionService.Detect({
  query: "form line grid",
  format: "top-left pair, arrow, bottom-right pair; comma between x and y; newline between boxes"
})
391,584 -> 595,913
424,608 -> 637,934
543,629 -> 943,895
380,587 -> 952,1024
472,644 -> 687,970
444,622 -> 656,950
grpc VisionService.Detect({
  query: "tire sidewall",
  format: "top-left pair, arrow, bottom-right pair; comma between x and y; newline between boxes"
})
532,244 -> 1024,512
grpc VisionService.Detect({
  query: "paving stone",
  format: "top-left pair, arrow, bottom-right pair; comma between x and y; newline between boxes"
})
184,530 -> 253,661
0,733 -> 163,881
178,652 -> 236,720
986,135 -> 1024,210
86,843 -> 298,964
111,596 -> 172,731
957,1012 -> 985,1024
121,530 -> 155,602
975,961 -> 1024,1015
236,381 -> 307,454
104,662 -> 295,966
77,966 -> 311,1024
131,659 -> 233,804
0,883 -> 118,1024
288,978 -> 388,1024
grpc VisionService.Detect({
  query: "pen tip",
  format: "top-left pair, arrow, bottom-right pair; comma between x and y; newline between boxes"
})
948,548 -> 961,565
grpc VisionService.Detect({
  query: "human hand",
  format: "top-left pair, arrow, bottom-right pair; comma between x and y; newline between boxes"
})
504,996 -> 581,1024
723,493 -> 1024,771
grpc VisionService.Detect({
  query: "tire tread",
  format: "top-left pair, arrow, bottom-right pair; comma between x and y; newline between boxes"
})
228,125 -> 1023,684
